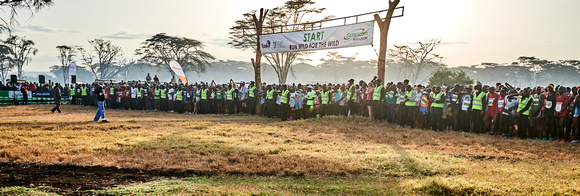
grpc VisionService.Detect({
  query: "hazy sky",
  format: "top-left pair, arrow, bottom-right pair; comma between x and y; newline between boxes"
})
3,0 -> 580,73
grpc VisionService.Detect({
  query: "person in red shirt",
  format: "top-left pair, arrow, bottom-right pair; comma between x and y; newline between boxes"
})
29,83 -> 37,91
20,83 -> 29,105
554,86 -> 570,142
484,86 -> 499,134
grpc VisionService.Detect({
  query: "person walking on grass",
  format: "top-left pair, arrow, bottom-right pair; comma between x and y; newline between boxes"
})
51,83 -> 62,113
94,84 -> 108,122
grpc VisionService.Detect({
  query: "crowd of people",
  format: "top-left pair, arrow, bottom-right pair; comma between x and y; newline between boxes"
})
4,75 -> 580,143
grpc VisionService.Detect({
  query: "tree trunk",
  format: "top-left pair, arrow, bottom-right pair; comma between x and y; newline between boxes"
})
374,0 -> 400,85
252,8 -> 268,115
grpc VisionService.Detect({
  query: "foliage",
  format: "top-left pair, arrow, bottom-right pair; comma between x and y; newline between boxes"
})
55,45 -> 79,84
3,35 -> 37,78
229,0 -> 332,84
387,38 -> 443,84
0,0 -> 53,32
459,57 -> 580,87
428,68 -> 473,86
0,44 -> 13,82
80,39 -> 130,80
135,33 -> 215,77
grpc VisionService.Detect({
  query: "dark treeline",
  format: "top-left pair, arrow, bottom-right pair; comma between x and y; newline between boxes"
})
18,56 -> 579,87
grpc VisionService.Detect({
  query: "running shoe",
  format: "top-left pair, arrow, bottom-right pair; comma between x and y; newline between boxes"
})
571,140 -> 579,143
542,138 -> 548,141
558,139 -> 565,143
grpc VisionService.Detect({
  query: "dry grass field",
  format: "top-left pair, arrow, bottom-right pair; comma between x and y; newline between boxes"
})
1,104 -> 580,195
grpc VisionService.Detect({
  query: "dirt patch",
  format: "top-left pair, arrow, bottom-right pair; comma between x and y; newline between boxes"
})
0,161 -> 191,195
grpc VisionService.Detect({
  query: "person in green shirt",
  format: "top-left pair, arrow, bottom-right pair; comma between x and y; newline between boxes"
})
384,83 -> 397,123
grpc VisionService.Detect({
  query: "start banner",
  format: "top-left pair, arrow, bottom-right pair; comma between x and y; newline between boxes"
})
259,21 -> 374,54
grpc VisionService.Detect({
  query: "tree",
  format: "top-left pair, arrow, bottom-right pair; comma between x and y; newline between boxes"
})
319,51 -> 356,83
135,33 -> 215,79
80,39 -> 128,80
387,38 -> 443,84
428,68 -> 473,86
516,56 -> 550,86
3,35 -> 37,78
374,0 -> 400,85
229,0 -> 331,84
0,44 -> 13,82
49,64 -> 94,83
0,0 -> 53,32
55,45 -> 79,84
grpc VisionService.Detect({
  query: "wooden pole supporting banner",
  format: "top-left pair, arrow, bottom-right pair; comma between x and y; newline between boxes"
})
374,0 -> 400,85
251,8 -> 268,115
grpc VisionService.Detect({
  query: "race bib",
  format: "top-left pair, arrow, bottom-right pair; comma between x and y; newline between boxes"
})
545,101 -> 552,109
498,100 -> 504,109
556,102 -> 562,112
452,94 -> 458,102
488,98 -> 495,106
463,100 -> 471,107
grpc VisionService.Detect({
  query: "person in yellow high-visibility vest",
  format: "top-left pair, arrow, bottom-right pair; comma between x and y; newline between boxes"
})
430,86 -> 446,131
280,85 -> 291,121
346,79 -> 357,117
81,84 -> 88,106
516,88 -> 532,138
247,81 -> 257,115
372,79 -> 385,121
320,85 -> 331,117
305,86 -> 316,118
471,84 -> 487,133
403,85 -> 418,128
266,85 -> 276,118
174,86 -> 184,114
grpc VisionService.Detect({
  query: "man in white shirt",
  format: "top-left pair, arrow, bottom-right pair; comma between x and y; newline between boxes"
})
239,81 -> 249,113
168,85 -> 174,112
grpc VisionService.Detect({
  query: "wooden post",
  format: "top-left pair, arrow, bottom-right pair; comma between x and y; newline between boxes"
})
251,8 -> 268,115
374,0 -> 400,85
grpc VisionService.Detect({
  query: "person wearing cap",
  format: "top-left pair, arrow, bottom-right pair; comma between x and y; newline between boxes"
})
305,85 -> 316,118
372,78 -> 385,121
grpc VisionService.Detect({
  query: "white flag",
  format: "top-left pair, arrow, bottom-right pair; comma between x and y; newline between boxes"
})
68,62 -> 77,83
170,61 -> 188,84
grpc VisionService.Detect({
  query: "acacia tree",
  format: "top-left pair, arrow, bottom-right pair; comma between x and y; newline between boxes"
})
56,45 -> 79,84
230,0 -> 331,84
80,39 -> 128,80
319,51 -> 357,83
387,38 -> 442,84
0,44 -> 13,82
135,33 -> 215,79
3,35 -> 37,78
428,68 -> 473,86
516,56 -> 550,86
0,0 -> 53,32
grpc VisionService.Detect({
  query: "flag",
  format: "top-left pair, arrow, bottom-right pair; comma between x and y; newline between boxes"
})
170,60 -> 187,84
68,62 -> 77,84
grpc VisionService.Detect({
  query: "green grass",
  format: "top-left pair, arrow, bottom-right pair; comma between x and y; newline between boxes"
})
0,186 -> 60,196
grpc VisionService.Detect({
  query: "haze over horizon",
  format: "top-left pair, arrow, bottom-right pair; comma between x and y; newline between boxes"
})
2,0 -> 579,74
